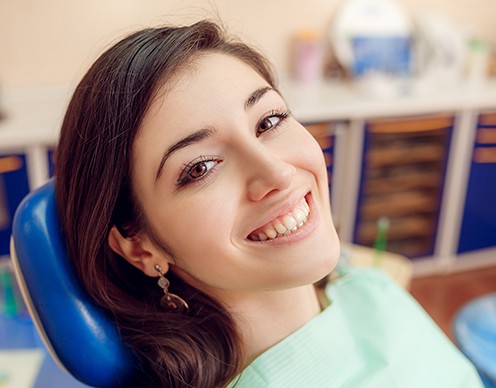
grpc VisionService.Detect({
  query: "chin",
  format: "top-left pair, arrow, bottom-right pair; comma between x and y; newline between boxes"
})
299,238 -> 341,287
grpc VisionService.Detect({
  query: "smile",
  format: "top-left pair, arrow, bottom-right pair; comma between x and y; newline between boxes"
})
247,197 -> 310,241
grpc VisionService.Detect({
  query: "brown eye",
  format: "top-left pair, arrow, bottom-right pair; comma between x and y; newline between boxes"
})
177,157 -> 221,187
256,110 -> 291,137
190,163 -> 207,179
188,160 -> 217,180
258,116 -> 281,135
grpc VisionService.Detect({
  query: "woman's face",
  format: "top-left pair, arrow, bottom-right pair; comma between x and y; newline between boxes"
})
132,53 -> 339,302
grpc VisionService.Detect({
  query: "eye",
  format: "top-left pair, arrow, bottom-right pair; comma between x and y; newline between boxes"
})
189,161 -> 215,179
256,110 -> 290,136
177,157 -> 221,187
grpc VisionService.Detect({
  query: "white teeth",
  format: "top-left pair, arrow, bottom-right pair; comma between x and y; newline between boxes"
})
248,197 -> 311,241
264,227 -> 278,239
282,215 -> 297,231
293,209 -> 306,225
274,222 -> 287,234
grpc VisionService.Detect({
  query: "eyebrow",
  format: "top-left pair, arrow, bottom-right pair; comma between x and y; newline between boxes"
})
155,86 -> 274,181
155,127 -> 214,180
244,86 -> 273,110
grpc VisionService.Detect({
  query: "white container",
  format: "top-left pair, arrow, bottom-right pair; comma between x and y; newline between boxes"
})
467,38 -> 490,88
330,0 -> 413,77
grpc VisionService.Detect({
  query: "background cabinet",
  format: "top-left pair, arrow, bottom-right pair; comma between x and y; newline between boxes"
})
458,111 -> 496,253
0,154 -> 30,256
0,149 -> 55,257
353,114 -> 453,259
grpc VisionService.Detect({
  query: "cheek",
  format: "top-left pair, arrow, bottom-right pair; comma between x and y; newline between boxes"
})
161,195 -> 244,287
155,190 -> 238,261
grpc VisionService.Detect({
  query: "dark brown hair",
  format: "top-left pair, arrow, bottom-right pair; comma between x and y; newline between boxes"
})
55,20 -> 275,387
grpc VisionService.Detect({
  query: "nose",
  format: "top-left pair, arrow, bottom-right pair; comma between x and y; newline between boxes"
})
244,143 -> 296,201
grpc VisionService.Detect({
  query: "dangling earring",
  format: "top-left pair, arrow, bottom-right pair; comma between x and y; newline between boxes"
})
154,264 -> 189,313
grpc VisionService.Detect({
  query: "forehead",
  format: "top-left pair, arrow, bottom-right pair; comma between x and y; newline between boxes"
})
139,53 -> 270,138
154,53 -> 267,111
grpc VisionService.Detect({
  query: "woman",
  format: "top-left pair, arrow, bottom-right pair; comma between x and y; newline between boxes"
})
55,20 -> 482,387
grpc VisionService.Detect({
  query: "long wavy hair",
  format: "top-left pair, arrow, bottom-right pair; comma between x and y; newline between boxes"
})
55,20 -> 275,387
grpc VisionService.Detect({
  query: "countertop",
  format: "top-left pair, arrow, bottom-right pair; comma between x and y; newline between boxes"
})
2,78 -> 496,152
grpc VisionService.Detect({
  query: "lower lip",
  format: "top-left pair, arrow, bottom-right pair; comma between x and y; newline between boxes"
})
247,193 -> 318,245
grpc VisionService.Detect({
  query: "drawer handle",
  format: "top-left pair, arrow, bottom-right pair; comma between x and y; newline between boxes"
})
474,147 -> 496,163
0,156 -> 23,174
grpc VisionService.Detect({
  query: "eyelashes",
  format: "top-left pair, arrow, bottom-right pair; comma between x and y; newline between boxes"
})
176,108 -> 291,188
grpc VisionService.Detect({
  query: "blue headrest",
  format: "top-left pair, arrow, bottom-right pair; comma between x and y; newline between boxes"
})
11,179 -> 139,387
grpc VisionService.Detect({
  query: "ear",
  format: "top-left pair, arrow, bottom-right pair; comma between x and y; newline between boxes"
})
108,226 -> 169,277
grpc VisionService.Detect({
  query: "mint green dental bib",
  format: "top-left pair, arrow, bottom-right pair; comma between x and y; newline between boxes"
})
229,268 -> 482,387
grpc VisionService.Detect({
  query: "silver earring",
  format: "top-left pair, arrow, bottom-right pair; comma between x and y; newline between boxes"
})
154,264 -> 189,313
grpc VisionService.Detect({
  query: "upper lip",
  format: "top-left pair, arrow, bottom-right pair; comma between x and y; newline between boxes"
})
245,190 -> 311,238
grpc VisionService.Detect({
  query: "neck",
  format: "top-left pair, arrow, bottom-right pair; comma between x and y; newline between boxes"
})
223,284 -> 321,363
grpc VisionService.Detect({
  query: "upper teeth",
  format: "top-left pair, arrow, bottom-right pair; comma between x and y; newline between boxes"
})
249,198 -> 310,241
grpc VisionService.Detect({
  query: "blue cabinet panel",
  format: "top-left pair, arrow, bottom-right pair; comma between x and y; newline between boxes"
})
458,113 -> 496,253
47,148 -> 56,177
0,154 -> 30,256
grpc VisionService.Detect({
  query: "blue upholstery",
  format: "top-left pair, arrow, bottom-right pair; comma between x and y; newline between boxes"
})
453,293 -> 496,388
11,179 -> 139,387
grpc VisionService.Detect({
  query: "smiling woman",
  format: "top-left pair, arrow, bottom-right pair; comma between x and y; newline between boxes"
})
55,20 -> 483,388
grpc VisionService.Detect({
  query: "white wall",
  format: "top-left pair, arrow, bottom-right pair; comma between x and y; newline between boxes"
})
0,0 -> 495,87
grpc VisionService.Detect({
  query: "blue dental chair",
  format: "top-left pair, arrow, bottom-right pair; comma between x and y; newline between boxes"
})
10,179 -> 139,387
453,293 -> 496,388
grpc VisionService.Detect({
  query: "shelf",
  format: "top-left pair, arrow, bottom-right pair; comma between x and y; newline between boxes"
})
353,113 -> 453,259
